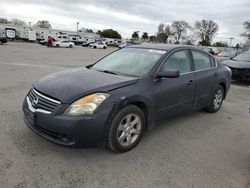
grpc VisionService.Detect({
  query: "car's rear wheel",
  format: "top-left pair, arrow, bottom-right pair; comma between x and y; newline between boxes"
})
56,44 -> 59,47
206,85 -> 224,113
103,46 -> 106,49
107,105 -> 145,153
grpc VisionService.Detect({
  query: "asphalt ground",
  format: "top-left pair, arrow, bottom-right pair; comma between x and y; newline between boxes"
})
0,42 -> 250,188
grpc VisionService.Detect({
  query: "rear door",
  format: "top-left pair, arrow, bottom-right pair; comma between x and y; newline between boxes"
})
154,49 -> 195,118
191,50 -> 218,109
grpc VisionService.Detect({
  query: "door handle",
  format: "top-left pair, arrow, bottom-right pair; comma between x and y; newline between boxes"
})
187,80 -> 193,85
213,72 -> 218,77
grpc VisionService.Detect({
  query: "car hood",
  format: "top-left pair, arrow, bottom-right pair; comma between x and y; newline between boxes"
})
222,60 -> 250,69
33,67 -> 138,103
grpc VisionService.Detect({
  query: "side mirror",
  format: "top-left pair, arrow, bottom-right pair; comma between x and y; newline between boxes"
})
156,70 -> 180,79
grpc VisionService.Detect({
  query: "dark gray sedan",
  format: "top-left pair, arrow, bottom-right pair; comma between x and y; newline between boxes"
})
22,44 -> 231,152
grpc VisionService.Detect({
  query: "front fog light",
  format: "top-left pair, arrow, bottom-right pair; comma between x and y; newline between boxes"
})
64,93 -> 110,116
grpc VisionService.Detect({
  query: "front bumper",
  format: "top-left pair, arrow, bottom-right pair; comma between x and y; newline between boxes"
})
22,97 -> 112,148
230,67 -> 250,81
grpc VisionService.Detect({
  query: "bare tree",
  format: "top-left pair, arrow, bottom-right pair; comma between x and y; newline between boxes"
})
241,21 -> 250,39
171,21 -> 189,44
11,19 -> 27,26
194,20 -> 219,46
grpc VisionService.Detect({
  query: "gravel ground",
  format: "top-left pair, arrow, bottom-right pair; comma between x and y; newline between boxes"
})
0,42 -> 250,188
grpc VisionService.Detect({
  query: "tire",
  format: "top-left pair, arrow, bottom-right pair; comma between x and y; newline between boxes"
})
56,44 -> 59,47
94,46 -> 96,49
206,85 -> 224,113
107,105 -> 145,153
69,45 -> 73,48
103,46 -> 106,49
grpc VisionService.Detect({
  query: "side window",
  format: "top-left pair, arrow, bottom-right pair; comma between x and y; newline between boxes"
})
192,51 -> 212,70
161,50 -> 191,74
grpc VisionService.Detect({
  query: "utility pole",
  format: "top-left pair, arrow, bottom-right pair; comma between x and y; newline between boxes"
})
77,22 -> 79,44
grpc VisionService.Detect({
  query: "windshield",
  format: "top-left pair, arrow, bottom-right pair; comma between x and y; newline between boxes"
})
218,51 -> 234,57
92,48 -> 166,76
232,52 -> 250,62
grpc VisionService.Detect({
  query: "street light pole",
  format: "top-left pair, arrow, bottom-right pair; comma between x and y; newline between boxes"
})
229,37 -> 234,47
77,22 -> 79,44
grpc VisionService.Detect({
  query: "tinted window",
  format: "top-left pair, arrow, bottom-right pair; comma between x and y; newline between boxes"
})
161,50 -> 191,74
192,51 -> 212,70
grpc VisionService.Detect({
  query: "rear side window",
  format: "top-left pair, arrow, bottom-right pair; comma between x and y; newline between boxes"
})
161,50 -> 191,74
192,51 -> 212,70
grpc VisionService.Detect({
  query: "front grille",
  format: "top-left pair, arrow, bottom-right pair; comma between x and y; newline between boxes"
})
230,67 -> 250,74
27,88 -> 60,113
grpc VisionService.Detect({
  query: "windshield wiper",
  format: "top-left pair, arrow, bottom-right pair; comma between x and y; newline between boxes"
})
96,69 -> 118,75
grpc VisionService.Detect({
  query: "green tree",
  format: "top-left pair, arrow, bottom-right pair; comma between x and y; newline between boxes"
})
213,42 -> 228,47
149,35 -> 156,42
100,29 -> 121,39
34,20 -> 51,28
171,21 -> 189,44
142,32 -> 149,41
0,18 -> 8,24
194,20 -> 219,46
156,23 -> 171,43
132,31 -> 139,40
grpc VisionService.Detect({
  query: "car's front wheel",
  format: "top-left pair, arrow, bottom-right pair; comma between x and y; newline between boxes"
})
56,44 -> 59,47
107,105 -> 145,153
206,85 -> 224,113
69,44 -> 73,48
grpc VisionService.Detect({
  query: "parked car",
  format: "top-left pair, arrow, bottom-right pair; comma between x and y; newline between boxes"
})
89,42 -> 107,49
38,39 -> 47,45
52,40 -> 75,48
81,41 -> 94,47
0,28 -> 7,44
118,42 -> 134,49
222,51 -> 250,81
216,50 -> 241,61
22,44 -> 231,153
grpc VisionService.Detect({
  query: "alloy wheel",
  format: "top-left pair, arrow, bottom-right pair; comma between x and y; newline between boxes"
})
117,114 -> 142,147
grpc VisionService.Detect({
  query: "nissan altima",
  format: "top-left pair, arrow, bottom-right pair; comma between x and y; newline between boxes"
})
23,44 -> 231,152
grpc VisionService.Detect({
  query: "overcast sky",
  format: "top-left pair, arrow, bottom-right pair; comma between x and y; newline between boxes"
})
0,0 -> 249,44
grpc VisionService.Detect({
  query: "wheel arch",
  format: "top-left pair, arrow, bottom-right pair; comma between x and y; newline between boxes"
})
113,96 -> 155,131
218,81 -> 226,99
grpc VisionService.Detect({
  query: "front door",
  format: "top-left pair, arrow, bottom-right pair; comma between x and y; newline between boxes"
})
154,50 -> 195,119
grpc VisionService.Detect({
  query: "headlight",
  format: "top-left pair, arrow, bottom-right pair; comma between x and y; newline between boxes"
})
64,93 -> 110,116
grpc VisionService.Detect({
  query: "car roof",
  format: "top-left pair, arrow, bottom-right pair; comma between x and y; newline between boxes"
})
129,43 -> 200,51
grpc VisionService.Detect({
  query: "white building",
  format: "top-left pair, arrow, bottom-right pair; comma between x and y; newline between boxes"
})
0,23 -> 101,43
